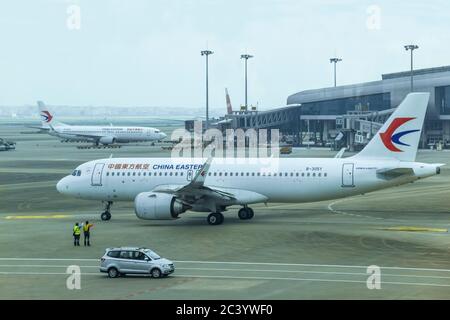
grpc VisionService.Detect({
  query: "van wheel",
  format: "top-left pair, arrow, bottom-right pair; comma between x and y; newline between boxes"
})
108,267 -> 119,278
151,268 -> 162,278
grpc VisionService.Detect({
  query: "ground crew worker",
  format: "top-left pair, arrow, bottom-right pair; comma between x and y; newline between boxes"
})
73,223 -> 81,246
82,221 -> 94,246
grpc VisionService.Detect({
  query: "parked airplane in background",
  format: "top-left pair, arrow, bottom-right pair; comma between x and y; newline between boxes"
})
213,88 -> 234,125
35,101 -> 166,145
225,88 -> 233,115
57,93 -> 443,225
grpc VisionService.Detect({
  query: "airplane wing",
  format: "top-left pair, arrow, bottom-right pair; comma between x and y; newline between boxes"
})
150,157 -> 268,206
59,132 -> 105,139
25,125 -> 50,131
49,125 -> 104,140
152,156 -> 235,201
152,184 -> 236,201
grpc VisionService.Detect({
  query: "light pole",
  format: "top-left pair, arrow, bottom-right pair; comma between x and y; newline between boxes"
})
404,44 -> 419,92
201,50 -> 213,129
330,58 -> 342,87
241,54 -> 253,109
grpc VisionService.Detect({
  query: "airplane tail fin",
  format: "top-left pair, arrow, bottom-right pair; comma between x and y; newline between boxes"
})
354,92 -> 430,162
37,101 -> 63,127
225,88 -> 233,115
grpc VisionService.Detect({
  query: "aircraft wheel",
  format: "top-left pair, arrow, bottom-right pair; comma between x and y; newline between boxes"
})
207,212 -> 224,225
238,208 -> 249,220
101,211 -> 111,221
247,207 -> 254,219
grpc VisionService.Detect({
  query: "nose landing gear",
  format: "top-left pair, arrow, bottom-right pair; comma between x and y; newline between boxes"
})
101,201 -> 113,221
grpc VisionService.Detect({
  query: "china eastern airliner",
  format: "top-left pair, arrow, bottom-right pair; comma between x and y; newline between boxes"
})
57,93 -> 443,225
34,101 -> 167,145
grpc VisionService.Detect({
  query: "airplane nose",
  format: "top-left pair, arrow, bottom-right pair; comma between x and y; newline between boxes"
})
160,132 -> 167,140
56,178 -> 68,194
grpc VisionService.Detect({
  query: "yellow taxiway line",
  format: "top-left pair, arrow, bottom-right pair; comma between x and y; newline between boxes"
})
380,226 -> 448,233
5,215 -> 69,220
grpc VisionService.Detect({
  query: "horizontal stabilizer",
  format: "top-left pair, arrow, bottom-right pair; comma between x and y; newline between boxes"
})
376,167 -> 414,178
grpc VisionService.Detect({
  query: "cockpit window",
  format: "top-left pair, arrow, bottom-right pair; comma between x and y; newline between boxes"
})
72,170 -> 82,176
154,130 -> 160,133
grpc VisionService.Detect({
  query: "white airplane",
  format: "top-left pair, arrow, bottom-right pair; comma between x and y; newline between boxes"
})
36,101 -> 167,145
57,93 -> 443,225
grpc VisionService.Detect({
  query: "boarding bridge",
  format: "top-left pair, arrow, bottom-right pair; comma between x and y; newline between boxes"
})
227,105 -> 302,130
335,108 -> 395,151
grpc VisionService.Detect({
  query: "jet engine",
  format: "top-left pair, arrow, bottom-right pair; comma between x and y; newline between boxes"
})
134,192 -> 190,220
98,136 -> 115,145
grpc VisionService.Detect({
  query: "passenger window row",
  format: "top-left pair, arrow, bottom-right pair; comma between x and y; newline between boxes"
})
106,171 -> 185,177
105,171 -> 328,178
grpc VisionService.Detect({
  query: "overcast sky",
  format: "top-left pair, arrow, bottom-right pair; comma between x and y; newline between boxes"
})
1,0 -> 449,110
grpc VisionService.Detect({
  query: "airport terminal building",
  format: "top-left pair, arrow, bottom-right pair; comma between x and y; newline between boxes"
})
220,65 -> 450,150
286,65 -> 450,149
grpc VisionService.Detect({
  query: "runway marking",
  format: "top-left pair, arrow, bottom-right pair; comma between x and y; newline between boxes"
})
5,215 -> 69,220
0,258 -> 449,272
327,198 -> 384,220
3,264 -> 449,280
2,213 -> 135,220
380,226 -> 448,233
0,272 -> 448,287
172,275 -> 450,288
0,258 -> 98,261
327,185 -> 450,221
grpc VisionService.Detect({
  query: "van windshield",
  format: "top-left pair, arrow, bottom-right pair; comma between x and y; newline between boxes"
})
144,250 -> 161,260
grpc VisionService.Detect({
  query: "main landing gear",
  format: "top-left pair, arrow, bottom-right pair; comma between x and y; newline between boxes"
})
207,206 -> 255,225
207,212 -> 224,226
238,206 -> 254,220
101,201 -> 113,221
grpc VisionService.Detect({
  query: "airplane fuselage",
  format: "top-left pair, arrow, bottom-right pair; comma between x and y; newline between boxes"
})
57,157 -> 439,205
49,125 -> 166,143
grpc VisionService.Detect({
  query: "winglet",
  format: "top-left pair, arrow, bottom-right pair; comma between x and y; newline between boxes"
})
190,156 -> 213,187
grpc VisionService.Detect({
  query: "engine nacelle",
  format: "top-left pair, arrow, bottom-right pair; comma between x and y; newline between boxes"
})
99,136 -> 115,145
134,192 -> 190,220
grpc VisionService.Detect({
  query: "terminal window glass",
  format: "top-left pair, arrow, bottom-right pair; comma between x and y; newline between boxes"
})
436,86 -> 450,115
300,93 -> 391,115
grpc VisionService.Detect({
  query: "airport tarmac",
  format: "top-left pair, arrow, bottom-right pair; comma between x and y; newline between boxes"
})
0,124 -> 449,299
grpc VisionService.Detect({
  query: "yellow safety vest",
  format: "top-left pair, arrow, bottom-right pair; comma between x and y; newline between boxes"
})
83,224 -> 91,232
73,225 -> 81,236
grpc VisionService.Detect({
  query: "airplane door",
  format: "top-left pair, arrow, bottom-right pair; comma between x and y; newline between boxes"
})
341,163 -> 354,187
91,163 -> 105,186
187,169 -> 193,181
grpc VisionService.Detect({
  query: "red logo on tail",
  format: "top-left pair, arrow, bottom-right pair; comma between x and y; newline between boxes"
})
40,111 -> 53,123
379,117 -> 417,152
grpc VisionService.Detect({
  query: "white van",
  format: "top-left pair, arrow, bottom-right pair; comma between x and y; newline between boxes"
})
100,247 -> 175,278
